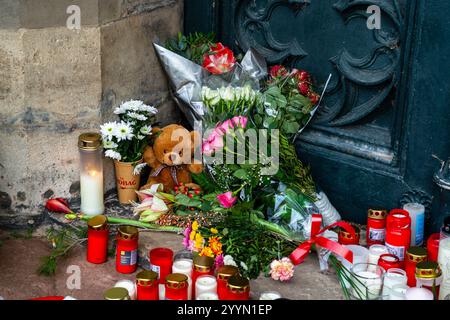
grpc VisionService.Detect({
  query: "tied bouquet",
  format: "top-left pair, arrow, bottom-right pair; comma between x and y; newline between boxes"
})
100,100 -> 158,163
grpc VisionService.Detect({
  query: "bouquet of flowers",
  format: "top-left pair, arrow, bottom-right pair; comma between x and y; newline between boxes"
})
100,100 -> 158,162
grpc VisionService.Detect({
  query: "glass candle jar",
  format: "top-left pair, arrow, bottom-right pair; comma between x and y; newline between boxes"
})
165,273 -> 188,300
366,209 -> 388,246
78,133 -> 104,215
378,254 -> 402,271
104,287 -> 130,300
136,270 -> 159,300
385,209 -> 411,263
350,263 -> 385,300
197,293 -> 219,300
172,258 -> 193,300
427,233 -> 440,262
217,265 -> 240,300
195,275 -> 217,300
340,245 -> 369,288
402,203 -> 425,246
405,246 -> 427,287
382,268 -> 407,298
114,279 -> 136,300
226,275 -> 250,300
367,244 -> 388,271
415,261 -> 443,299
149,248 -> 173,284
115,226 -> 139,274
439,264 -> 450,300
438,237 -> 450,275
338,224 -> 360,245
192,255 -> 214,299
86,215 -> 108,264
388,284 -> 409,300
440,216 -> 450,239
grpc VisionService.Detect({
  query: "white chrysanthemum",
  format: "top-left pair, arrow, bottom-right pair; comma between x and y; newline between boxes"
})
105,149 -> 122,161
100,122 -> 117,140
103,140 -> 118,149
128,112 -> 147,121
114,122 -> 134,141
140,125 -> 152,135
114,100 -> 144,114
133,163 -> 147,175
223,255 -> 237,267
137,134 -> 146,140
139,104 -> 158,114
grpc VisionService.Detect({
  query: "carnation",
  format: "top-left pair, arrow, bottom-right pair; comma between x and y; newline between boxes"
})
269,257 -> 294,282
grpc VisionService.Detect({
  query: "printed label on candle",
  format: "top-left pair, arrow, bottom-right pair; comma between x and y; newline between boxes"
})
385,243 -> 405,261
150,264 -> 161,278
120,250 -> 137,265
415,213 -> 424,246
369,228 -> 385,241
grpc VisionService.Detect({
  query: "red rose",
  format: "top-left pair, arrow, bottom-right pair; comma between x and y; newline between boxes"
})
269,65 -> 288,78
297,70 -> 310,82
298,81 -> 310,96
309,93 -> 320,105
202,42 -> 236,75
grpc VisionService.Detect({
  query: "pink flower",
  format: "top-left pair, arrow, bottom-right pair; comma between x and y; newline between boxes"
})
202,43 -> 236,75
231,116 -> 248,129
269,257 -> 295,282
214,254 -> 224,270
182,224 -> 192,249
202,130 -> 224,156
217,192 -> 237,208
216,119 -> 234,135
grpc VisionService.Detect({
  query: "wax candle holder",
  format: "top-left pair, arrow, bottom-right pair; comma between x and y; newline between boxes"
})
366,209 -> 388,246
78,133 -> 104,215
86,215 -> 108,264
115,226 -> 139,274
217,265 -> 240,300
350,263 -> 385,300
427,233 -> 440,262
378,253 -> 402,271
104,287 -> 130,300
165,273 -> 188,300
382,268 -> 407,298
150,248 -> 173,284
338,224 -> 360,245
192,255 -> 214,298
405,246 -> 427,287
136,270 -> 159,300
367,244 -> 388,271
226,275 -> 250,300
415,261 -> 442,299
172,259 -> 193,300
388,284 -> 409,300
114,279 -> 137,300
195,275 -> 217,300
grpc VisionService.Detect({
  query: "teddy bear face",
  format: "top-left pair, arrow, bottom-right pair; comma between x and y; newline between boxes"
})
153,125 -> 195,166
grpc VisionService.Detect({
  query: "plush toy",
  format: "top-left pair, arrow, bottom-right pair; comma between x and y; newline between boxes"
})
140,124 -> 203,192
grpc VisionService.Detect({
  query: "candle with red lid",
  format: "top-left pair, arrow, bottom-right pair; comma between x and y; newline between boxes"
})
136,270 -> 159,300
115,226 -> 139,274
165,273 -> 189,300
427,233 -> 440,262
385,209 -> 411,263
86,215 -> 108,264
149,248 -> 173,284
192,255 -> 214,299
338,224 -> 360,245
366,209 -> 388,246
405,247 -> 427,287
226,275 -> 250,300
378,253 -> 403,271
217,265 -> 239,300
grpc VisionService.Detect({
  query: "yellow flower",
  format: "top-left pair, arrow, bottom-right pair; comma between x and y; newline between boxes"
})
189,230 -> 196,241
208,236 -> 223,255
194,233 -> 204,250
200,246 -> 214,258
192,220 -> 199,231
210,228 -> 218,234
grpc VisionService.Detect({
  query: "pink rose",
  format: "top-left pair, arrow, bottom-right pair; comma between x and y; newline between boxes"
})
231,116 -> 248,129
216,119 -> 234,135
217,191 -> 237,208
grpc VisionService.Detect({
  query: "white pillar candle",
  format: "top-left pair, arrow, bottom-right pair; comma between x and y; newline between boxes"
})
195,275 -> 217,299
196,292 -> 219,300
389,284 -> 409,300
114,280 -> 136,300
405,287 -> 434,300
368,244 -> 388,271
259,291 -> 282,300
382,268 -> 407,297
80,170 -> 104,215
403,203 -> 425,246
172,259 -> 193,300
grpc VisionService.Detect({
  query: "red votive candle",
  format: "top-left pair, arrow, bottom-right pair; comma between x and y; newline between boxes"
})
366,209 -> 388,246
149,248 -> 173,284
136,270 -> 159,300
385,209 -> 411,263
405,247 -> 427,287
226,275 -> 250,300
427,233 -> 440,262
86,215 -> 108,264
338,224 -> 360,245
217,265 -> 240,300
165,273 -> 188,300
192,255 -> 214,299
115,226 -> 139,274
378,253 -> 403,271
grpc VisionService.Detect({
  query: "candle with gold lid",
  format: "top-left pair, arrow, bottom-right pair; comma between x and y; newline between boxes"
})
104,287 -> 130,300
165,273 -> 188,300
217,265 -> 239,300
86,215 -> 108,264
415,261 -> 443,299
78,133 -> 104,215
136,270 -> 159,300
405,246 -> 427,287
192,255 -> 214,298
226,275 -> 250,300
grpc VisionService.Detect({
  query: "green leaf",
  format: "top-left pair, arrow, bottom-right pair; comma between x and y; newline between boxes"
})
175,194 -> 202,208
282,121 -> 300,134
233,169 -> 248,180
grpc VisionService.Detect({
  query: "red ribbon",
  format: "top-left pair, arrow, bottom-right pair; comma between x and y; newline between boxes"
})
289,214 -> 354,265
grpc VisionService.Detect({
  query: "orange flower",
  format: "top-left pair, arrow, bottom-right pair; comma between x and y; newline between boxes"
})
208,236 -> 223,255
199,246 -> 214,258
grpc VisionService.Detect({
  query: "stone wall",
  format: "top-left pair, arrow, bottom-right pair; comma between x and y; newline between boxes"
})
0,0 -> 184,227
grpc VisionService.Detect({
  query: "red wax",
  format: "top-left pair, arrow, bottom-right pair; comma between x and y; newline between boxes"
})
165,274 -> 189,300
137,283 -> 159,300
385,209 -> 411,262
217,277 -> 229,300
149,248 -> 173,284
427,233 -> 440,262
366,209 -> 387,246
378,253 -> 403,271
226,290 -> 250,300
115,226 -> 139,274
338,227 -> 360,245
87,228 -> 109,264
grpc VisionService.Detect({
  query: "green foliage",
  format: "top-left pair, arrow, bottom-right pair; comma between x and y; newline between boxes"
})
38,226 -> 88,276
192,172 -> 218,193
165,32 -> 216,65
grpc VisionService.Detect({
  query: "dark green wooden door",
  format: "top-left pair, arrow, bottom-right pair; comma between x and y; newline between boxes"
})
184,0 -> 450,231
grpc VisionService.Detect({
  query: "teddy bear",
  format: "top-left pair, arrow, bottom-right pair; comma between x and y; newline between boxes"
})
140,124 -> 203,192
